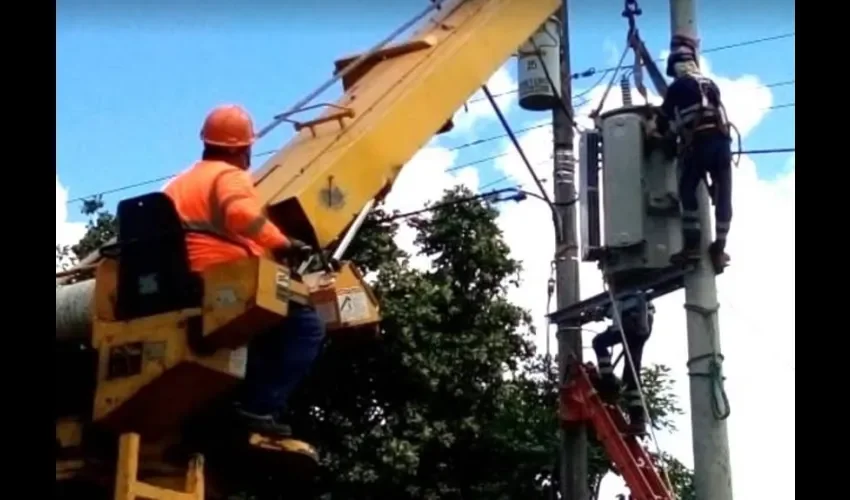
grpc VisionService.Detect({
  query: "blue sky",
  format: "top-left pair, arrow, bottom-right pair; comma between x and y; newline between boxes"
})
57,0 -> 795,222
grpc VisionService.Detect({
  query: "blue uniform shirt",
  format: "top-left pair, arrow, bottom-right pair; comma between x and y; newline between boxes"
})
605,294 -> 654,321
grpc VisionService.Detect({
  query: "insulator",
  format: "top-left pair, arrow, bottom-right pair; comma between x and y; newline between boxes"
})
620,75 -> 632,107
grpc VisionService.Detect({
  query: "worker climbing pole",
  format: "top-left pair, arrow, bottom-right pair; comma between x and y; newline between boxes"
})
660,31 -> 734,275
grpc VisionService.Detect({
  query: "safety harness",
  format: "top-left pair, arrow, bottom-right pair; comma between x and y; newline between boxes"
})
671,73 -> 731,143
178,168 -> 261,257
670,73 -> 735,203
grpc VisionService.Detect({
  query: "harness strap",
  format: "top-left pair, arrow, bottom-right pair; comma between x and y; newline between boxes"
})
180,169 -> 255,256
671,75 -> 730,139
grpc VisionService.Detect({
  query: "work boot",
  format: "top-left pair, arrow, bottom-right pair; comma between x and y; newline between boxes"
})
235,408 -> 293,438
670,230 -> 701,265
708,240 -> 730,274
625,406 -> 647,436
596,375 -> 621,403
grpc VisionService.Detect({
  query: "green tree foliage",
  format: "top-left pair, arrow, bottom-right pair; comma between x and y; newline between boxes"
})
290,186 -> 695,498
656,452 -> 696,500
56,197 -> 117,271
56,188 -> 694,498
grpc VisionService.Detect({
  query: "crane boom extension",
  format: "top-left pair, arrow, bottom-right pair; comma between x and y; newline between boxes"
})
253,0 -> 559,250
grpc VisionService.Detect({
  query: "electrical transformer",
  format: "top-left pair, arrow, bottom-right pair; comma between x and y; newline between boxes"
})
517,16 -> 562,112
579,106 -> 682,283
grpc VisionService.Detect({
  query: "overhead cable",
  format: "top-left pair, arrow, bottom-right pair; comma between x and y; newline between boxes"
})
66,94 -> 795,204
466,32 -> 795,104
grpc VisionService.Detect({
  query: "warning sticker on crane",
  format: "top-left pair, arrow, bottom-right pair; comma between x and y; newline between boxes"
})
228,347 -> 248,378
275,268 -> 291,302
337,287 -> 369,324
213,287 -> 238,307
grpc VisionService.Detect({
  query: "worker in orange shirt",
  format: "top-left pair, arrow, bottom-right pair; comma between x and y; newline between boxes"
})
165,104 -> 325,438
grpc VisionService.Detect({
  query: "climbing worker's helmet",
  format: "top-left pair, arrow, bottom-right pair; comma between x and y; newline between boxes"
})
200,104 -> 256,148
666,34 -> 700,77
666,49 -> 699,78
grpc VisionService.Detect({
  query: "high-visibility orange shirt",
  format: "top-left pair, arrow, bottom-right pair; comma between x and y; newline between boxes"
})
164,160 -> 289,272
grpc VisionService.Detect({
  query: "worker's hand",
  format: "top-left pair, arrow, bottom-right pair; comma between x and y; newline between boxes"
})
287,238 -> 314,259
289,237 -> 312,251
272,238 -> 313,262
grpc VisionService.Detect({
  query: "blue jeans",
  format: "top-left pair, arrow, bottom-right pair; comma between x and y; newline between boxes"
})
237,304 -> 326,416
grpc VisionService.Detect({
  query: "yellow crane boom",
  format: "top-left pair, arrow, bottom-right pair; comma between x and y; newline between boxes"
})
255,0 -> 559,250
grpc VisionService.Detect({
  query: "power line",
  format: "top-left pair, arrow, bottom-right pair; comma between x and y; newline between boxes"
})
450,143 -> 794,174
479,174 -> 512,191
733,147 -> 795,156
448,122 -> 552,152
254,76 -> 797,157
446,81 -> 793,154
379,172 -> 574,224
475,145 -> 795,192
339,136 -> 799,229
377,185 -> 526,222
572,71 -> 611,101
702,32 -> 795,55
445,101 -> 794,172
594,32 -> 795,77
466,32 -> 794,103
66,71 -> 794,205
66,100 -> 794,203
768,103 -> 795,110
68,175 -> 176,202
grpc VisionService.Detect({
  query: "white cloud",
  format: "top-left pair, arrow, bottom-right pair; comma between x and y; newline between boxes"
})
388,56 -> 794,498
382,144 -> 481,270
56,175 -> 86,248
602,39 -> 624,67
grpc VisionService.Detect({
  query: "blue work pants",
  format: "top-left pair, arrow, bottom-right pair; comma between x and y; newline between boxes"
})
237,303 -> 326,417
679,132 -> 733,244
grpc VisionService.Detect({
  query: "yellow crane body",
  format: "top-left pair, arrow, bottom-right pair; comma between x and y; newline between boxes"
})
54,0 -> 560,497
84,255 -> 380,437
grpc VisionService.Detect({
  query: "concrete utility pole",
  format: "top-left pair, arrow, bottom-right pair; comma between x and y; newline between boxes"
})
552,2 -> 587,498
669,0 -> 734,498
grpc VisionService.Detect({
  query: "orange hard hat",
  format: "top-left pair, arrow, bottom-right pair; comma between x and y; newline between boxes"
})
200,104 -> 255,147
